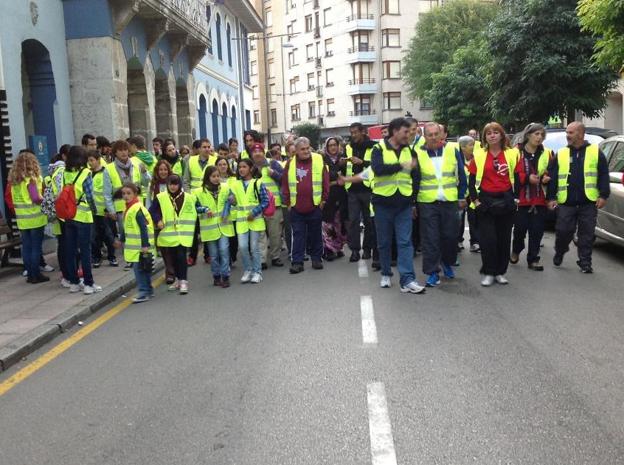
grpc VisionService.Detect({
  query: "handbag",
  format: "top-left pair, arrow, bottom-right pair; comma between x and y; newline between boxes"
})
138,251 -> 154,273
479,191 -> 515,215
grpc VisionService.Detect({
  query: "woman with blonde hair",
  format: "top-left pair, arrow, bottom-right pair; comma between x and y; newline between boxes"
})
8,149 -> 49,283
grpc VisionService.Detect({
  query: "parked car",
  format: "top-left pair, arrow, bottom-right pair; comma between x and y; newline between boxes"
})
596,136 -> 624,247
510,129 -> 606,151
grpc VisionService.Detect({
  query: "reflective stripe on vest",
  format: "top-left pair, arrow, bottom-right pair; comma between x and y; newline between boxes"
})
188,155 -> 217,189
473,147 -> 518,190
230,179 -> 266,234
63,169 -> 93,223
106,162 -> 141,212
345,144 -> 373,190
123,203 -> 154,263
91,170 -> 106,216
260,166 -> 282,207
287,153 -> 324,207
371,140 -> 413,197
556,145 -> 599,204
193,184 -> 235,241
156,192 -> 197,247
415,144 -> 459,203
11,177 -> 48,230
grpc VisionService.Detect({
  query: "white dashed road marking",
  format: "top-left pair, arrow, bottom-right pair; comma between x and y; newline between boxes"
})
359,260 -> 369,278
361,295 -> 378,345
367,382 -> 398,465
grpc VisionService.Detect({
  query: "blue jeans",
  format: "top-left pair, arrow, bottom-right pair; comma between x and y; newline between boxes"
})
207,236 -> 231,278
373,202 -> 415,286
238,230 -> 262,273
133,262 -> 153,297
21,226 -> 44,278
290,208 -> 323,264
64,220 -> 94,286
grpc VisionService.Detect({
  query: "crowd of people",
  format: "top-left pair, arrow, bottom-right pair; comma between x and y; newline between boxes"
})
3,117 -> 610,302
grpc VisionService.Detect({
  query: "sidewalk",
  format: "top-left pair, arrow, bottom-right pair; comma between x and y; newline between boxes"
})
0,246 -> 162,371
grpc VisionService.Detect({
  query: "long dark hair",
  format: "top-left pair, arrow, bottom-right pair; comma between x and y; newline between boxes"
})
216,156 -> 234,177
151,159 -> 172,198
201,166 -> 220,192
66,145 -> 88,171
237,158 -> 257,180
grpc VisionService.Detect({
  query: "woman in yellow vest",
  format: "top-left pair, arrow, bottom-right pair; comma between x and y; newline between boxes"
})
458,135 -> 480,253
148,174 -> 196,294
114,182 -> 155,303
159,140 -> 184,177
194,166 -> 236,288
87,151 -> 117,268
8,150 -> 49,284
230,159 -> 269,284
216,156 -> 239,266
62,146 -> 102,295
467,122 -> 518,287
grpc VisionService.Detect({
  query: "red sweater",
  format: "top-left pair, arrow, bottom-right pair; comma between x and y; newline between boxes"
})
282,157 -> 330,214
468,151 -> 512,194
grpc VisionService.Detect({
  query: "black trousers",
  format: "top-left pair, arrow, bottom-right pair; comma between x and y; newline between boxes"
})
418,201 -> 459,275
347,190 -> 373,252
458,208 -> 479,245
477,208 -> 514,276
555,203 -> 597,268
92,215 -> 116,261
513,206 -> 546,264
162,245 -> 188,280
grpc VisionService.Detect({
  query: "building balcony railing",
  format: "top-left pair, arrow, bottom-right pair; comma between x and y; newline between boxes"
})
349,110 -> 376,116
347,79 -> 378,95
345,14 -> 375,32
345,45 -> 376,63
348,78 -> 376,85
348,109 -> 378,125
347,46 -> 375,53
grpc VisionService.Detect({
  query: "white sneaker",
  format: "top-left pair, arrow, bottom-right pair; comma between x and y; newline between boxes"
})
495,275 -> 509,285
380,276 -> 392,288
22,270 -> 28,277
60,278 -> 71,288
69,284 -> 81,293
481,275 -> 495,287
179,280 -> 189,294
241,271 -> 252,283
83,284 -> 102,295
400,281 -> 426,294
41,264 -> 55,272
470,244 -> 480,252
250,272 -> 263,284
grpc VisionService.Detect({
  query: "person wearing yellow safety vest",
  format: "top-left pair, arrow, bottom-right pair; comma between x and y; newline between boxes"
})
510,123 -> 553,271
370,117 -> 426,294
345,122 -> 376,262
282,137 -> 330,274
128,135 -> 157,176
159,140 -> 184,177
414,122 -> 468,288
62,146 -> 102,295
240,130 -> 262,160
87,151 -> 117,268
231,159 -> 270,283
114,182 -> 155,304
457,135 -> 480,252
468,122 -> 519,287
184,138 -> 217,265
194,166 -> 236,288
47,153 -> 71,285
546,122 -> 610,274
251,143 -> 286,268
149,174 -> 197,294
7,150 -> 49,284
407,118 -> 422,152
216,156 -> 239,266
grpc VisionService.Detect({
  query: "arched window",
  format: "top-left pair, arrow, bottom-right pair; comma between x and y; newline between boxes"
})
216,14 -> 222,61
231,106 -> 237,140
211,99 -> 220,145
198,95 -> 207,139
226,23 -> 232,67
221,102 -> 228,143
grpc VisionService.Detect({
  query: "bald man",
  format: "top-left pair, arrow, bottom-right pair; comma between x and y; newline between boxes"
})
546,122 -> 610,273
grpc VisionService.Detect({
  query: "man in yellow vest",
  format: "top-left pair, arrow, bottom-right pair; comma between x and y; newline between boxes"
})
345,122 -> 376,262
87,151 -> 117,268
128,135 -> 156,174
547,122 -> 610,273
371,117 -> 425,294
415,122 -> 467,287
282,137 -> 329,274
240,130 -> 262,160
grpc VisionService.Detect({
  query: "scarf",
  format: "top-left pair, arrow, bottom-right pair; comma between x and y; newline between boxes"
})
115,158 -> 133,180
124,197 -> 140,217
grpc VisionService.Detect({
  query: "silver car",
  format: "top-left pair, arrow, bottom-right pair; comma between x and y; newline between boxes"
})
597,136 -> 624,247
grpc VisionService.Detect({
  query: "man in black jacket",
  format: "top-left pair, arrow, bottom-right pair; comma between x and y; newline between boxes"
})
547,122 -> 610,273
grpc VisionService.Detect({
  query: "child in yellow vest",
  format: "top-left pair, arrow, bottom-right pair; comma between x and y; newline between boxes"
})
87,151 -> 117,267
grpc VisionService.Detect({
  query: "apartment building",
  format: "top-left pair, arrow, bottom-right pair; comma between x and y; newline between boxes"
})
250,0 -> 437,144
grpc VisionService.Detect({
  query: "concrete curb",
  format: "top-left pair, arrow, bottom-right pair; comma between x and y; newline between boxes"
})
0,260 -> 164,372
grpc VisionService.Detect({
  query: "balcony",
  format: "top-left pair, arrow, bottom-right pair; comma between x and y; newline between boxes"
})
348,110 -> 378,125
345,14 -> 375,32
345,45 -> 376,63
347,78 -> 378,95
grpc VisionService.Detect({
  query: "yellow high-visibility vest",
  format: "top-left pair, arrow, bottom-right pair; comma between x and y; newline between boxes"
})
415,144 -> 459,203
345,144 -> 373,190
371,140 -> 413,197
123,202 -> 154,263
287,153 -> 324,207
63,169 -> 93,224
156,192 -> 197,247
556,145 -> 599,204
11,177 -> 47,230
230,179 -> 266,234
193,184 -> 235,241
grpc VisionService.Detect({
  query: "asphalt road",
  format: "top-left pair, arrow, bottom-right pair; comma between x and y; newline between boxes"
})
1,231 -> 623,465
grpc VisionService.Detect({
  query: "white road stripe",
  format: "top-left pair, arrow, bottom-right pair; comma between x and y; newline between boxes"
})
360,295 -> 377,345
358,260 -> 369,278
367,382 -> 398,465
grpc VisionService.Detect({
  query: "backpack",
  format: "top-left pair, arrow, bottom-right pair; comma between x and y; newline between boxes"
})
55,169 -> 85,220
254,180 -> 276,218
40,183 -> 57,221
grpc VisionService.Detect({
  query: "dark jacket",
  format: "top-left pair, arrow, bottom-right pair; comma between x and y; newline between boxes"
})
347,138 -> 376,193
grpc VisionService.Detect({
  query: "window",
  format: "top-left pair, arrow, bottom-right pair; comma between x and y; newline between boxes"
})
608,143 -> 624,172
252,85 -> 259,100
381,29 -> 400,47
287,24 -> 294,39
324,38 -> 333,57
308,101 -> 316,118
291,104 -> 301,121
383,61 -> 401,79
250,61 -> 258,76
253,110 -> 260,125
305,15 -> 313,32
318,100 -> 323,116
265,10 -> 273,27
271,108 -> 278,128
307,72 -> 315,90
289,76 -> 300,94
288,50 -> 297,67
352,31 -> 370,51
419,98 -> 433,110
354,95 -> 371,115
383,92 -> 402,110
269,84 -> 276,102
216,14 -> 223,60
249,37 -> 256,51
268,60 -> 275,78
325,68 -> 334,86
226,23 -> 232,66
306,44 -> 314,61
267,38 -> 274,53
323,8 -> 332,26
327,98 -> 335,116
382,0 -> 400,15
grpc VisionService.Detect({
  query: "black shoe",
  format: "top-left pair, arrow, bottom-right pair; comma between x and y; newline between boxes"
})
577,260 -> 593,273
349,251 -> 360,262
92,259 -> 102,269
391,260 -> 397,267
336,251 -> 345,258
312,261 -> 324,270
553,253 -> 563,267
261,262 -> 268,270
166,277 -> 175,285
371,261 -> 381,271
324,251 -> 336,262
271,258 -> 284,267
29,274 -> 50,284
361,250 -> 371,260
213,277 -> 222,286
528,262 -> 544,271
289,263 -> 304,274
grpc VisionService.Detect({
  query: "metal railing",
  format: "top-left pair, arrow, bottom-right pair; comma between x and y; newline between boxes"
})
347,45 -> 375,53
348,78 -> 376,85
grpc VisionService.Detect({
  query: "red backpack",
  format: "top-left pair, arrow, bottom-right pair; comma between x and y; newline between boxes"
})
254,180 -> 277,218
55,169 -> 85,220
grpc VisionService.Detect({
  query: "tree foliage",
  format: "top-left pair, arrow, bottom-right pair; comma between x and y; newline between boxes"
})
292,123 -> 321,150
486,0 -> 617,126
403,0 -> 499,100
578,0 -> 624,72
429,38 -> 492,135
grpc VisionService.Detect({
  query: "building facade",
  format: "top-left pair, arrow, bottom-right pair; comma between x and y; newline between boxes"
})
584,78 -> 624,135
193,0 -> 262,147
250,0 -> 436,144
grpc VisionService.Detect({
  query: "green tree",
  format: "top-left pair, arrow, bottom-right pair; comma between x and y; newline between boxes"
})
429,38 -> 492,135
292,122 -> 321,150
578,0 -> 624,71
403,0 -> 499,100
486,0 -> 617,127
